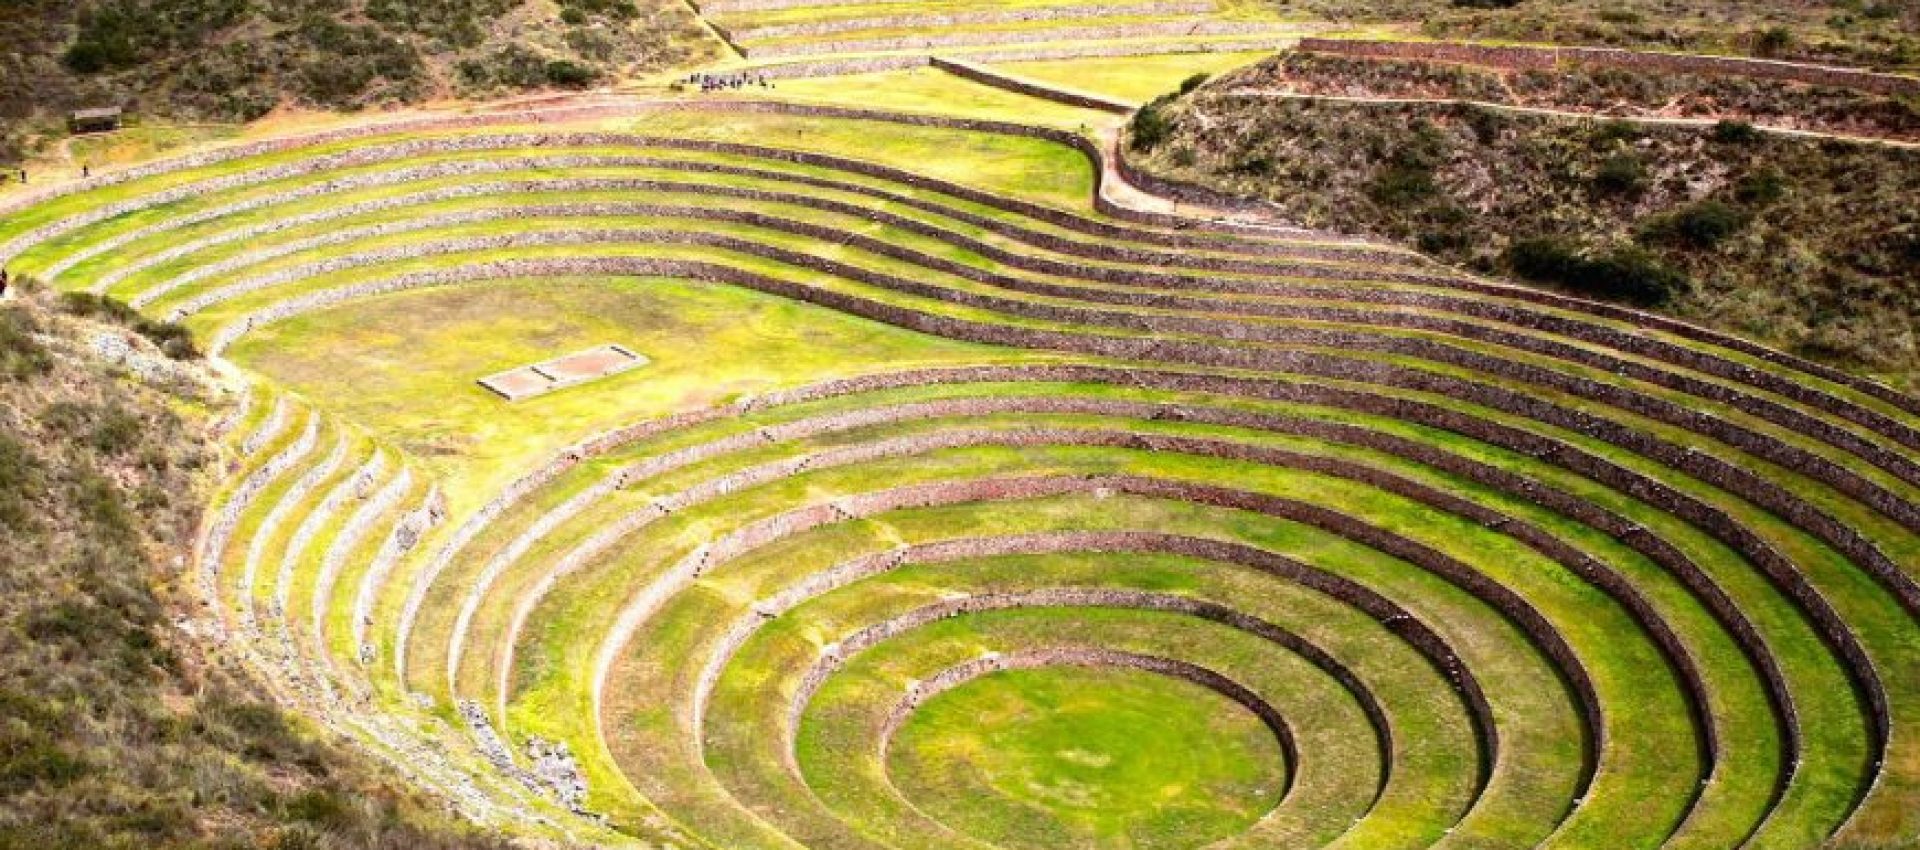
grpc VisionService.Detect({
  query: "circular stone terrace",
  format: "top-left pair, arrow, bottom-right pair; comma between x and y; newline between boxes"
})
4,45 -> 1919,850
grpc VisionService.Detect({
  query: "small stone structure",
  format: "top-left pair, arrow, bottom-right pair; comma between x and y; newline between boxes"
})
68,107 -> 121,134
479,344 -> 648,401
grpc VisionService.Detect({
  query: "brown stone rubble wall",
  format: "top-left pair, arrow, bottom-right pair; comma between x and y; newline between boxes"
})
1298,38 -> 1920,98
721,1 -> 1215,43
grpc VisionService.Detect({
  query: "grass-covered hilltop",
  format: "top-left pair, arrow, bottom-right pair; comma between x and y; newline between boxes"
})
2,2 -> 1919,849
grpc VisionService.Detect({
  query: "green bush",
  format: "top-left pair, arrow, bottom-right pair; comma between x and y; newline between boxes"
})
1129,96 -> 1176,151
0,309 -> 51,380
1178,73 -> 1211,95
544,60 -> 596,88
1638,200 -> 1752,248
1753,26 -> 1794,57
1506,237 -> 1688,305
1592,153 -> 1649,196
1368,163 -> 1438,205
1710,119 -> 1763,144
1734,167 -> 1788,205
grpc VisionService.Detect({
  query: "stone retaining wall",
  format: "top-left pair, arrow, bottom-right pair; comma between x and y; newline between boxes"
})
587,471 -> 1583,799
203,253 -> 1919,634
355,485 -> 445,661
241,434 -> 348,631
742,20 -> 1289,59
695,535 -> 1440,801
394,362 -> 1834,823
14,95 -> 1917,424
1297,38 -> 1920,98
312,467 -> 412,661
201,410 -> 318,613
279,452 -> 384,619
874,640 -> 1296,771
749,36 -> 1304,81
621,387 -> 1782,803
239,396 -> 290,458
721,1 -> 1214,42
185,224 -> 1920,555
931,57 -> 1135,114
100,155 -> 1917,476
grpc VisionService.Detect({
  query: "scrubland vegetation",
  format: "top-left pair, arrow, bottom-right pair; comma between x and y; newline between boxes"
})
1271,0 -> 1919,70
0,286 -> 506,849
1132,64 -> 1920,384
0,0 -> 715,163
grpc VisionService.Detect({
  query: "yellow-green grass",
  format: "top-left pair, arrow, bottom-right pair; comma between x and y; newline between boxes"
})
324,474 -> 432,678
83,182 -> 1413,315
746,68 -> 1119,128
709,0 -> 1288,30
576,478 -> 1582,846
175,216 -> 1920,553
631,412 -> 1784,840
63,123 -> 246,170
224,277 -> 1040,518
270,282 -> 1889,828
659,541 -> 1480,849
548,399 -> 1786,841
227,420 -> 348,623
47,153 -> 1396,305
180,226 -> 1920,798
508,439 -> 1716,843
252,436 -> 377,620
890,663 -> 1285,850
995,51 -> 1277,102
456,358 -> 1896,844
54,145 -> 1907,513
12,99 -> 1920,848
26,114 -> 1920,445
118,179 -> 1920,479
802,611 -> 1329,849
0,115 -> 1099,258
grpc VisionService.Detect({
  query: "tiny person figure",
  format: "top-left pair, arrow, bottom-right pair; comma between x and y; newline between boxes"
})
82,164 -> 90,178
1,267 -> 11,297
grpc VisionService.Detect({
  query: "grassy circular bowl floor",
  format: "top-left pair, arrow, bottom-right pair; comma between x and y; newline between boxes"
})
885,663 -> 1289,850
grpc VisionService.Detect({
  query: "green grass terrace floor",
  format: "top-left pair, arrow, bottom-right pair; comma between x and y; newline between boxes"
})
4,89 -> 1919,850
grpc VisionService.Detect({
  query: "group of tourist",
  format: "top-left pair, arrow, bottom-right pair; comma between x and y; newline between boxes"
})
686,72 -> 774,92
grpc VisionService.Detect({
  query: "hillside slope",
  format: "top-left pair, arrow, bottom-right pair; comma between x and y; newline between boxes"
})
0,0 -> 717,163
1126,59 -> 1920,387
0,285 -> 507,849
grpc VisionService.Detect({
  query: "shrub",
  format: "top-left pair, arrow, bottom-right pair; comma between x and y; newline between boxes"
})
0,309 -> 51,380
544,60 -> 596,88
1639,200 -> 1752,248
56,293 -> 202,360
1592,153 -> 1649,196
1734,167 -> 1788,206
1368,163 -> 1437,206
0,432 -> 40,531
1129,96 -> 1176,151
1177,73 -> 1211,95
1589,119 -> 1643,147
1753,26 -> 1794,57
1710,120 -> 1762,144
1506,237 -> 1688,305
559,0 -> 638,20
